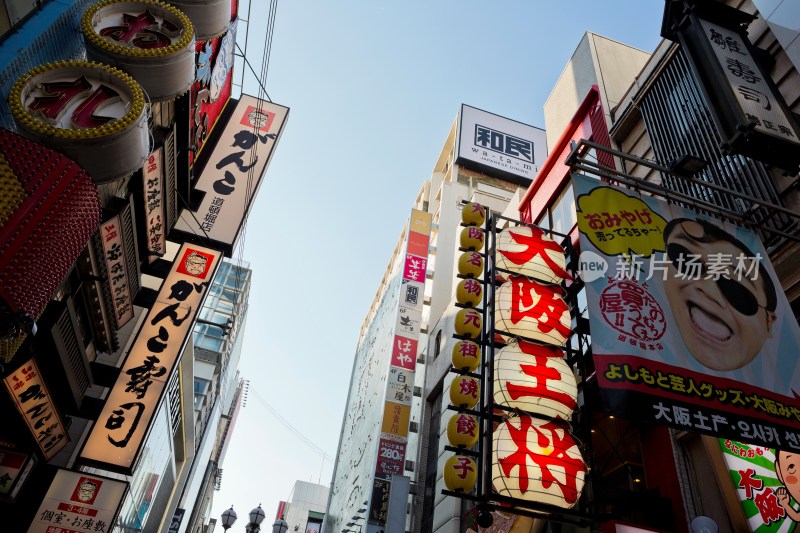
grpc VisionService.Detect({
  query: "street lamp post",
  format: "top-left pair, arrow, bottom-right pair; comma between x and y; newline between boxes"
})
221,504 -> 281,533
221,507 -> 237,531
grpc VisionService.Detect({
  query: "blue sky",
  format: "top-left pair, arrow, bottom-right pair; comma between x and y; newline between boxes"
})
211,0 -> 665,526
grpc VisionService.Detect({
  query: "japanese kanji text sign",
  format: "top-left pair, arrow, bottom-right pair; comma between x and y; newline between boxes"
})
143,147 -> 165,264
664,3 -> 800,171
3,358 -> 68,461
574,173 -> 800,449
29,468 -> 127,533
0,449 -> 29,496
376,439 -> 406,478
718,439 -> 800,531
79,244 -> 221,472
492,415 -> 585,508
100,215 -> 133,329
456,104 -> 547,185
175,95 -> 288,250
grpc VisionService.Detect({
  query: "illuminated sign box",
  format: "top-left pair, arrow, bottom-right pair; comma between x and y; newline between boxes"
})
175,95 -> 289,253
456,104 -> 547,186
662,0 -> 800,171
79,243 -> 221,473
29,469 -> 127,533
3,358 -> 68,461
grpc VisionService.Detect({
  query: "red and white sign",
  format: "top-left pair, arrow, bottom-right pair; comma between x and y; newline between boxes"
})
492,415 -> 586,509
376,438 -> 406,478
494,276 -> 571,346
175,95 -> 289,249
390,335 -> 417,371
100,215 -> 133,329
143,148 -> 166,264
496,225 -> 570,283
79,243 -> 221,472
3,358 -> 68,461
402,254 -> 427,283
0,449 -> 29,496
29,469 -> 127,533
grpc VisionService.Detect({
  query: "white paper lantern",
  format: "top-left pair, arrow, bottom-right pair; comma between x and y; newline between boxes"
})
494,276 -> 571,346
492,415 -> 585,508
494,341 -> 577,420
496,226 -> 570,283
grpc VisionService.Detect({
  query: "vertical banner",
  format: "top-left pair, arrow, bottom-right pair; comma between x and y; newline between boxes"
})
79,243 -> 222,473
3,358 -> 68,460
371,209 -> 432,526
573,173 -> 800,449
100,215 -> 134,329
143,147 -> 166,263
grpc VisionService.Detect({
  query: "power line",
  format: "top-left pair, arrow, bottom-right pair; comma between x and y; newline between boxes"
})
248,386 -> 335,463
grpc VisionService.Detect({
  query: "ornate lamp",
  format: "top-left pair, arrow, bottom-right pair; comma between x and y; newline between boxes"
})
221,507 -> 237,530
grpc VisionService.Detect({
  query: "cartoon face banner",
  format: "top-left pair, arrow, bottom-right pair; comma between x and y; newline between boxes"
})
573,173 -> 800,449
719,439 -> 800,531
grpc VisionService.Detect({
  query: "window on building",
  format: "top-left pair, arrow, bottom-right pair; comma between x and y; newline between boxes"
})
433,330 -> 442,359
535,183 -> 576,236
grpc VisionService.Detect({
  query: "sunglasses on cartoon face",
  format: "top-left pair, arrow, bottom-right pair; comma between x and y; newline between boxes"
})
665,242 -> 766,316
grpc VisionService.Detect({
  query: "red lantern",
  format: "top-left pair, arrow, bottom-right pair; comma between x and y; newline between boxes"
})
494,276 -> 571,346
496,225 -> 570,283
494,341 -> 577,420
492,415 -> 586,508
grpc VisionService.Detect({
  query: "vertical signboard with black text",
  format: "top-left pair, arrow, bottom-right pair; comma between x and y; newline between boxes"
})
79,243 -> 222,473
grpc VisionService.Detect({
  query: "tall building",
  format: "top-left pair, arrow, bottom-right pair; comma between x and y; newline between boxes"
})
174,259 -> 252,533
277,481 -> 329,533
325,105 -> 548,533
423,2 -> 800,533
329,2 -> 800,533
0,0 -> 285,531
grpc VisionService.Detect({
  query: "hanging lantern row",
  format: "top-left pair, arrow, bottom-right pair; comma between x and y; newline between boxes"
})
488,219 -> 586,511
444,202 -> 487,494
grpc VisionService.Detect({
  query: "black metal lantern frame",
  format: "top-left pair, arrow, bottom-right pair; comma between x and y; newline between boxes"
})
443,206 -> 597,527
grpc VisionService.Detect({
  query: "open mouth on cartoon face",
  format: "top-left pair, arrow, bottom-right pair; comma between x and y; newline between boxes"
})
687,301 -> 733,342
